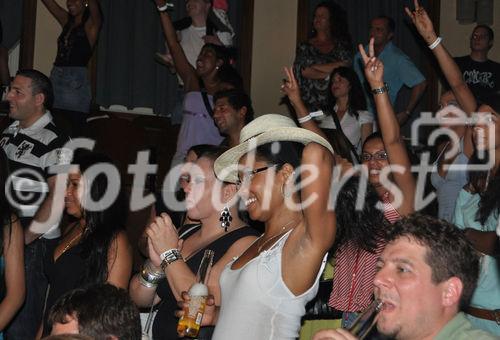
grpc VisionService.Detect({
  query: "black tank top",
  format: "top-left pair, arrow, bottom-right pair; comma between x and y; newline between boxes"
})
54,17 -> 92,67
152,226 -> 261,339
43,242 -> 86,335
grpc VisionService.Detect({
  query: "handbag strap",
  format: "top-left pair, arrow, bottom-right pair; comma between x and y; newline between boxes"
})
327,106 -> 360,164
201,89 -> 214,117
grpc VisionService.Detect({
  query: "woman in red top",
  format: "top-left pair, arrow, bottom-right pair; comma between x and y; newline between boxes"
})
282,37 -> 415,327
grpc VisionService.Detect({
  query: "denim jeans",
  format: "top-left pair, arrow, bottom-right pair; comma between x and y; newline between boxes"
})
50,66 -> 91,113
5,238 -> 57,339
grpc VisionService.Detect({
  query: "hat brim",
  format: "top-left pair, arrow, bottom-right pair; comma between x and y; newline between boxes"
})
214,127 -> 334,183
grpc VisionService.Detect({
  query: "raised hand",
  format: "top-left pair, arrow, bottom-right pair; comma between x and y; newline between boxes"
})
281,67 -> 303,108
145,213 -> 183,261
358,38 -> 384,88
147,237 -> 162,267
404,0 -> 437,44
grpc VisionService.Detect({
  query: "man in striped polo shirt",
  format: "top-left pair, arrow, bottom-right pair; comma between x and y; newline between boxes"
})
1,69 -> 71,339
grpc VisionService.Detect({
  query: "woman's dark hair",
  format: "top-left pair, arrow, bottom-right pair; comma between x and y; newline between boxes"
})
332,176 -> 387,253
255,141 -> 305,172
217,65 -> 244,90
202,43 -> 231,67
199,43 -> 235,88
362,132 -> 383,151
469,144 -> 500,224
471,94 -> 500,223
68,6 -> 91,26
466,150 -> 489,195
477,169 -> 500,225
254,141 -> 305,192
311,1 -> 352,50
71,151 -> 127,286
328,66 -> 367,117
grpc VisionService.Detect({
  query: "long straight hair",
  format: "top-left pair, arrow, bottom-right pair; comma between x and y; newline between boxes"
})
71,151 -> 126,286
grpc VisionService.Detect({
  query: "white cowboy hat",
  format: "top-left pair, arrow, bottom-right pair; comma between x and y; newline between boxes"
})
214,114 -> 334,183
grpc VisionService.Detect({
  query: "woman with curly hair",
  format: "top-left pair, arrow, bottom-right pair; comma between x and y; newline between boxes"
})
0,149 -> 24,339
41,152 -> 132,336
293,1 -> 353,112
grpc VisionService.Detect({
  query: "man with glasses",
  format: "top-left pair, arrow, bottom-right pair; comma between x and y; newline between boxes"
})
454,25 -> 500,101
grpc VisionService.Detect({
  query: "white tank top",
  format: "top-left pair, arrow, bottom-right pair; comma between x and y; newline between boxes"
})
212,231 -> 327,340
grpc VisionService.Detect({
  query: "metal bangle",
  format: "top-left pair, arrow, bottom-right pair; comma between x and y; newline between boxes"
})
371,83 -> 389,95
140,260 -> 165,286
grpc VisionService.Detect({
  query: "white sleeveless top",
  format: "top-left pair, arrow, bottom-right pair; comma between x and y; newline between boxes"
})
212,231 -> 327,340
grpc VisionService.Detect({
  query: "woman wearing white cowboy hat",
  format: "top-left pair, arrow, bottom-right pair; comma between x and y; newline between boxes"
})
177,113 -> 336,339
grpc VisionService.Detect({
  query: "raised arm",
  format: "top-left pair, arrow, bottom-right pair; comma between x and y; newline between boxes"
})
300,142 -> 336,252
405,0 -> 476,156
84,0 -> 102,47
154,0 -> 199,91
281,67 -> 329,140
41,0 -> 68,26
0,218 -> 25,331
359,39 -> 416,216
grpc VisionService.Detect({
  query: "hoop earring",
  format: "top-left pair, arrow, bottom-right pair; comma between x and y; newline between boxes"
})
281,182 -> 292,198
219,206 -> 232,232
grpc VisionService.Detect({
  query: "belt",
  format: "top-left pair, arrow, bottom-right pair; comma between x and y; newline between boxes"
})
466,306 -> 500,324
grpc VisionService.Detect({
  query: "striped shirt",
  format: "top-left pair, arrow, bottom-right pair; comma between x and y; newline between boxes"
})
1,112 -> 71,237
328,193 -> 401,312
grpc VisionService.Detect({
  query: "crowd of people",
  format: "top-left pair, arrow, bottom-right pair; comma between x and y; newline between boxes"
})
0,0 -> 499,339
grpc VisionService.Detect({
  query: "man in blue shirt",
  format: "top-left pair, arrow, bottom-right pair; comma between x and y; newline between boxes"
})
354,16 -> 427,126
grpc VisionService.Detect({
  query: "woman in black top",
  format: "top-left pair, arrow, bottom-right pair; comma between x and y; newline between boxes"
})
130,145 -> 260,339
41,0 -> 102,136
41,151 -> 132,336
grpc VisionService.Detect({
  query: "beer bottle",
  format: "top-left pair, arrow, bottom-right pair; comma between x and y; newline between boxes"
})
177,249 -> 215,338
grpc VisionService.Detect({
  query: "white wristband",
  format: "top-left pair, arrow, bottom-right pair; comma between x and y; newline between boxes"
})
309,110 -> 324,118
428,36 -> 442,50
157,3 -> 172,12
298,115 -> 312,124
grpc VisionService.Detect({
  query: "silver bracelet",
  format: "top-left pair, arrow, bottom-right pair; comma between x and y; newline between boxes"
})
160,248 -> 183,270
428,36 -> 442,50
139,260 -> 165,288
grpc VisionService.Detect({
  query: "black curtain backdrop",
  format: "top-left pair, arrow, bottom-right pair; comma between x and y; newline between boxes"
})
95,0 -> 243,115
0,0 -> 23,49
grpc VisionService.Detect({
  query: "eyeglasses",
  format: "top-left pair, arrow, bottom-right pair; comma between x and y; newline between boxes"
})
361,151 -> 388,162
236,165 -> 277,189
437,100 -> 459,111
